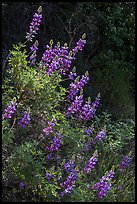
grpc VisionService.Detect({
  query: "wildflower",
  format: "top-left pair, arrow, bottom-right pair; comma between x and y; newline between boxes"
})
2,101 -> 17,120
26,6 -> 42,41
119,155 -> 132,172
47,153 -> 53,160
18,111 -> 31,128
92,170 -> 115,199
46,133 -> 63,152
67,74 -> 89,101
39,36 -> 86,76
79,93 -> 100,122
40,43 -> 73,76
29,40 -> 39,65
94,129 -> 106,142
60,170 -> 78,196
72,38 -> 86,54
85,127 -> 94,135
63,160 -> 75,173
46,172 -> 54,180
19,181 -> 25,189
43,121 -> 56,136
68,71 -> 77,80
83,151 -> 98,174
66,95 -> 83,116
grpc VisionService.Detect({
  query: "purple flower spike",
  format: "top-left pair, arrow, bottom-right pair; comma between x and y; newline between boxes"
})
60,170 -> 78,196
92,169 -> 115,199
29,40 -> 39,65
72,38 -> 86,54
43,121 -> 56,136
18,111 -> 31,128
19,181 -> 25,189
2,101 -> 18,120
67,74 -> 89,102
83,151 -> 98,174
46,133 -> 63,152
68,71 -> 77,80
85,127 -> 94,135
46,172 -> 54,180
119,155 -> 132,172
95,129 -> 106,142
26,6 -> 42,41
63,160 -> 75,173
66,95 -> 83,116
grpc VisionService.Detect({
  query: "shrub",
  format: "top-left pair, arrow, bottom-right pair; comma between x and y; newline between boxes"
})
2,6 -> 135,202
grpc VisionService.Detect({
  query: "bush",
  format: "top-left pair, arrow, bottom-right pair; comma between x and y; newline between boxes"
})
2,6 -> 135,202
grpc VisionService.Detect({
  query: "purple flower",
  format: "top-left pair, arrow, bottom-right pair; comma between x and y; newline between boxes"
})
67,74 -> 89,102
83,151 -> 98,174
66,95 -> 83,116
47,153 -> 53,160
94,129 -> 106,142
46,133 -> 63,152
39,37 -> 86,76
46,172 -> 54,180
92,170 -> 115,199
72,38 -> 86,54
19,182 -> 25,189
119,185 -> 123,191
26,6 -> 42,41
40,43 -> 73,76
68,71 -> 77,80
18,111 -> 31,128
2,101 -> 18,120
85,127 -> 94,135
29,40 -> 39,65
79,94 -> 100,122
119,155 -> 132,172
60,170 -> 78,196
43,121 -> 56,136
63,160 -> 75,173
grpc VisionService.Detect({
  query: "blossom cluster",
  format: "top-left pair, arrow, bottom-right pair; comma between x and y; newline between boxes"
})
92,170 -> 115,199
66,95 -> 84,116
72,38 -> 86,53
19,181 -> 25,189
66,93 -> 100,122
63,160 -> 75,173
18,111 -> 31,128
60,170 -> 78,197
29,40 -> 39,65
46,133 -> 63,152
2,101 -> 18,120
67,74 -> 89,101
39,43 -> 73,76
43,120 -> 56,136
26,6 -> 42,41
94,129 -> 106,142
83,151 -> 98,174
119,155 -> 132,172
39,36 -> 86,76
46,172 -> 54,180
68,71 -> 77,80
85,127 -> 94,135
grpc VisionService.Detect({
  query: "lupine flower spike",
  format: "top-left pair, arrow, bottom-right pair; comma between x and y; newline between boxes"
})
18,111 -> 31,128
26,6 -> 42,41
2,100 -> 18,120
29,40 -> 39,65
92,168 -> 115,199
83,150 -> 98,174
119,152 -> 132,172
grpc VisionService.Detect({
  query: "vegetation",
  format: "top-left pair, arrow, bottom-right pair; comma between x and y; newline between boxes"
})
2,3 -> 135,202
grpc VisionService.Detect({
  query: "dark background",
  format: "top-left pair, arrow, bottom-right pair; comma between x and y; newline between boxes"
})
2,2 -> 135,121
